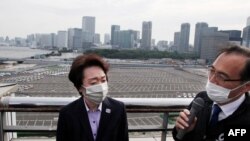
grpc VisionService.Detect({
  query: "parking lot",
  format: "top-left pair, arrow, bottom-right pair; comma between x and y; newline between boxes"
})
1,64 -> 207,129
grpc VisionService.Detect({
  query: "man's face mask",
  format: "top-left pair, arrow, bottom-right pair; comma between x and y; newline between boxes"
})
83,82 -> 108,104
206,80 -> 248,104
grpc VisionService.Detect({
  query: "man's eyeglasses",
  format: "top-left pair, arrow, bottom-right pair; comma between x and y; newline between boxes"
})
207,66 -> 242,82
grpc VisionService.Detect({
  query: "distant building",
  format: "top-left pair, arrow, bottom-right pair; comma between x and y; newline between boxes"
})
242,26 -> 250,47
40,34 -> 50,48
194,22 -> 208,55
94,33 -> 101,44
104,33 -> 110,45
51,33 -> 57,48
14,37 -> 27,47
247,16 -> 250,26
200,28 -> 229,63
68,28 -> 82,50
34,34 -> 42,47
178,23 -> 190,53
57,31 -> 68,49
26,34 -> 36,47
35,33 -> 56,49
220,30 -> 242,46
111,25 -> 120,46
141,21 -> 152,50
157,40 -> 168,51
113,30 -> 140,48
82,16 -> 95,48
173,32 -> 180,51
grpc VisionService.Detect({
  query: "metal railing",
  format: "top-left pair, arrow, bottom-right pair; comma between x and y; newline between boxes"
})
0,97 -> 193,141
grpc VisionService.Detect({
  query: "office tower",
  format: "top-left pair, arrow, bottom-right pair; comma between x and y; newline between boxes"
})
68,28 -> 82,50
35,34 -> 42,48
82,16 -> 95,48
243,26 -> 250,47
111,25 -> 120,46
26,34 -> 35,43
173,32 -> 180,51
38,33 -> 55,49
247,16 -> 250,26
57,31 -> 68,49
141,21 -> 152,50
27,34 -> 36,47
200,28 -> 229,63
40,34 -> 51,48
51,33 -> 57,48
112,30 -> 139,48
178,23 -> 190,53
104,33 -> 110,45
14,37 -> 27,47
194,22 -> 208,55
94,33 -> 101,44
220,30 -> 242,46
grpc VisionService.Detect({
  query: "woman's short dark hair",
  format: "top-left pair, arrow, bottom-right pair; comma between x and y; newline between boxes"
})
218,45 -> 250,82
68,54 -> 109,94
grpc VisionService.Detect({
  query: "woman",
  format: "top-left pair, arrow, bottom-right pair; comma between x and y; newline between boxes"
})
56,54 -> 128,141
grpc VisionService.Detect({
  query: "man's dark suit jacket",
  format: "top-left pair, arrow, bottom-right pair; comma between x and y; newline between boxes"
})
56,96 -> 129,141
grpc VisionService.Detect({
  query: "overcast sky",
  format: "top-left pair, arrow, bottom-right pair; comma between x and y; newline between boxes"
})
0,0 -> 250,44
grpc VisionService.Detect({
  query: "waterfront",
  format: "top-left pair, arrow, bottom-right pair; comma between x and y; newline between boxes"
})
0,46 -> 51,59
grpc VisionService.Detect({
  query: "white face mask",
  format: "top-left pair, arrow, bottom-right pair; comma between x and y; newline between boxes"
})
83,82 -> 108,104
206,80 -> 247,104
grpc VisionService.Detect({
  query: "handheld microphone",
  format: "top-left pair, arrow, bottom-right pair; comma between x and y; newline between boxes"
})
176,97 -> 205,140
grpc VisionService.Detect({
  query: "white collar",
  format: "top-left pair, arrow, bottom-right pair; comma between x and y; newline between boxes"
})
215,94 -> 245,117
84,98 -> 102,112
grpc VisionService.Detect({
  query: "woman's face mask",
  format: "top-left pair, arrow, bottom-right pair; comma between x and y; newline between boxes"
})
83,82 -> 108,105
206,80 -> 247,104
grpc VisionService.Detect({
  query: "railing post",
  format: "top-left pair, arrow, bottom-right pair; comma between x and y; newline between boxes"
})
161,112 -> 169,141
0,111 -> 4,141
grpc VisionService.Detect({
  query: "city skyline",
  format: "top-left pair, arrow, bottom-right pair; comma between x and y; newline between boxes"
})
0,0 -> 250,43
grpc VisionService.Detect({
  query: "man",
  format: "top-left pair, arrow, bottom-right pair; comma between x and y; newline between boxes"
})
172,45 -> 250,141
56,54 -> 128,141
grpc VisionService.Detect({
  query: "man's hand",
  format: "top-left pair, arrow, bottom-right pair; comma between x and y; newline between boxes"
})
175,109 -> 197,132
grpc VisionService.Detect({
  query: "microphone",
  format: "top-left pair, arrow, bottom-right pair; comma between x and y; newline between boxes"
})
176,97 -> 205,140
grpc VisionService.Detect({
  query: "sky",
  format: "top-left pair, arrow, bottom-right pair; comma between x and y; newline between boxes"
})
0,0 -> 250,44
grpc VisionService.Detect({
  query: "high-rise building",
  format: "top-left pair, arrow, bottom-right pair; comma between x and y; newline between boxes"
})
220,30 -> 242,46
68,28 -> 82,50
57,31 -> 68,49
247,16 -> 250,26
82,16 -> 95,48
173,32 -> 180,51
104,33 -> 110,45
94,33 -> 101,44
200,29 -> 229,63
113,30 -> 140,48
111,25 -> 120,46
37,33 -> 56,49
14,37 -> 27,47
141,21 -> 152,50
243,26 -> 250,47
194,22 -> 208,55
26,34 -> 36,47
51,33 -> 57,48
178,23 -> 190,53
